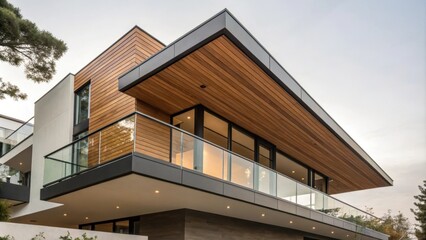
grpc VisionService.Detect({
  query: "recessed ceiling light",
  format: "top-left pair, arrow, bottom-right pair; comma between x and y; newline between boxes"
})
116,206 -> 120,209
85,217 -> 89,220
291,170 -> 295,174
331,231 -> 334,234
302,177 -> 305,180
187,116 -> 191,119
63,213 -> 67,217
155,190 -> 160,194
289,221 -> 293,224
19,162 -> 23,165
312,226 -> 316,230
346,235 -> 350,237
200,84 -> 207,89
226,206 -> 230,209
261,213 -> 265,217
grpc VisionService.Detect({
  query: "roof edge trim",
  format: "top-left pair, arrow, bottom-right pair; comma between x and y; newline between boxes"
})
118,9 -> 393,186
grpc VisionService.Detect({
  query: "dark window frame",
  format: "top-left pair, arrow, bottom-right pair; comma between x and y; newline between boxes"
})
79,216 -> 139,234
73,81 -> 91,134
169,104 -> 329,192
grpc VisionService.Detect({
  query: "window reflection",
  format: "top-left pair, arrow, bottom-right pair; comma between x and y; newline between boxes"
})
75,84 -> 90,125
314,173 -> 327,193
276,152 -> 308,185
231,127 -> 254,161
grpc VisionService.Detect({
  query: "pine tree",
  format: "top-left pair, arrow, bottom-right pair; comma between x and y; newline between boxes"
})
411,180 -> 426,239
0,0 -> 67,100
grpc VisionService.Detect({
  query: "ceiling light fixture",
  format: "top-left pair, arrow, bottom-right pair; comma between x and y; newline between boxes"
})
291,170 -> 295,174
289,221 -> 293,224
155,190 -> 160,194
331,231 -> 334,234
63,213 -> 67,217
19,162 -> 23,165
187,116 -> 191,119
312,227 -> 316,230
226,206 -> 230,209
85,217 -> 89,220
261,213 -> 265,217
116,206 -> 120,209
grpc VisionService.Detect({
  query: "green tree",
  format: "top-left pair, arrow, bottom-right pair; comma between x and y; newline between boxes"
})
411,180 -> 426,239
0,199 -> 10,221
0,0 -> 67,100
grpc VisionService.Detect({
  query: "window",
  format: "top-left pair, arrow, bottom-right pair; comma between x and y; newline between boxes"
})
172,109 -> 195,134
231,127 -> 255,161
203,111 -> 228,148
74,83 -> 90,125
314,172 -> 327,193
80,218 -> 138,234
258,143 -> 272,168
276,152 -> 308,185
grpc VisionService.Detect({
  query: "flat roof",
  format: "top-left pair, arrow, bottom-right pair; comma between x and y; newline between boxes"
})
118,9 -> 392,186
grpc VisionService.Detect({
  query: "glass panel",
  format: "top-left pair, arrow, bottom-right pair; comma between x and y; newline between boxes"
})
115,220 -> 130,234
0,164 -> 25,185
172,109 -> 195,134
255,164 -> 276,195
230,154 -> 253,189
323,195 -> 339,217
276,152 -> 308,184
100,117 -> 135,163
311,189 -> 324,210
171,129 -> 183,166
0,118 -> 34,156
204,112 -> 228,148
231,127 -> 254,161
94,222 -> 113,232
277,174 -> 297,203
203,142 -> 224,179
296,183 -> 311,207
314,173 -> 326,193
75,84 -> 90,125
258,144 -> 272,168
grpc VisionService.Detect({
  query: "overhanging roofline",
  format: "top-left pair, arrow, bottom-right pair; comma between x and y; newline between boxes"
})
118,9 -> 393,186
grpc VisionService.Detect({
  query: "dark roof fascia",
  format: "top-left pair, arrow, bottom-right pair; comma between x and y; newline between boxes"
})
118,9 -> 393,186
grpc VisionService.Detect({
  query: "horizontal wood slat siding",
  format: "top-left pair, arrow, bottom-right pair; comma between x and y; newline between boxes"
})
75,27 -> 164,133
135,101 -> 171,162
126,36 -> 387,194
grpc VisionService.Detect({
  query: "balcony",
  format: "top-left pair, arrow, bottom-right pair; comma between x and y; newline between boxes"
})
0,117 -> 34,158
0,163 -> 30,205
41,112 -> 386,240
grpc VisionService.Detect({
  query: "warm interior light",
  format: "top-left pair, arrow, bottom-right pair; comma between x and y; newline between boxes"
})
291,170 -> 295,174
116,206 -> 120,209
261,213 -> 265,217
63,213 -> 67,217
312,227 -> 316,230
85,217 -> 89,220
19,162 -> 23,165
331,231 -> 334,234
187,116 -> 191,119
226,206 -> 230,209
155,190 -> 160,194
289,221 -> 293,224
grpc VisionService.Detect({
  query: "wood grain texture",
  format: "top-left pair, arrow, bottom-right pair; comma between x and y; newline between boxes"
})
126,35 -> 388,194
75,27 -> 164,133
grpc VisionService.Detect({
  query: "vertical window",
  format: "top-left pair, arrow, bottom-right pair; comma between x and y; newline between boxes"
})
314,172 -> 327,193
74,83 -> 90,125
276,152 -> 308,185
73,131 -> 88,170
258,144 -> 272,168
231,127 -> 255,161
203,112 -> 228,148
172,109 -> 195,134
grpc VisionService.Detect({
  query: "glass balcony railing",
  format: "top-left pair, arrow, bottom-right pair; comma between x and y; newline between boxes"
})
0,117 -> 34,157
44,112 -> 379,228
0,163 -> 26,186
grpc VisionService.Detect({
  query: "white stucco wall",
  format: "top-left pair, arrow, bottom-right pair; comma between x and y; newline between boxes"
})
11,74 -> 75,218
0,222 -> 148,240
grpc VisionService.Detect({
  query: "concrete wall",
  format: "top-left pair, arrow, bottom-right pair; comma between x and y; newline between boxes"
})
11,74 -> 75,218
0,222 -> 147,240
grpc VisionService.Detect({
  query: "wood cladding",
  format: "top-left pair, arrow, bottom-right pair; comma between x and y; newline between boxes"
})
126,35 -> 389,194
74,27 -> 164,133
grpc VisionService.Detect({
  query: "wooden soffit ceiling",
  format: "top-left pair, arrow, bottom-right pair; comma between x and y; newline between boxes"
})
119,10 -> 392,194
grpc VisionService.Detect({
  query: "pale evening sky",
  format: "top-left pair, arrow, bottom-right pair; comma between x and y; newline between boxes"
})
0,0 -> 425,226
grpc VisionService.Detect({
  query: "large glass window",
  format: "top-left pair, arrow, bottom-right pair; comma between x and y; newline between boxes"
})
276,152 -> 308,185
74,84 -> 90,125
203,112 -> 228,148
314,172 -> 327,193
231,127 -> 254,161
258,144 -> 272,168
172,109 -> 195,134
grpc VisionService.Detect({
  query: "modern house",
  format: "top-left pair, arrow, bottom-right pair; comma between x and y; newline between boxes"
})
0,10 -> 392,240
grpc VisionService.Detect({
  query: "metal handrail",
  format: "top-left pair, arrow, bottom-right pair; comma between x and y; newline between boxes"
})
4,116 -> 34,140
44,111 -> 379,220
